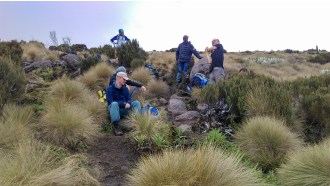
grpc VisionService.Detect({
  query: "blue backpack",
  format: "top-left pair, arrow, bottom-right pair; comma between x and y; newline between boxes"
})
142,104 -> 160,117
187,73 -> 208,92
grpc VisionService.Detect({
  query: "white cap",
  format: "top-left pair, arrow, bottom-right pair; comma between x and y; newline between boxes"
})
117,72 -> 129,80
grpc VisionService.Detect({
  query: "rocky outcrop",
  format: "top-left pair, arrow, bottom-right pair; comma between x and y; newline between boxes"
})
189,57 -> 210,80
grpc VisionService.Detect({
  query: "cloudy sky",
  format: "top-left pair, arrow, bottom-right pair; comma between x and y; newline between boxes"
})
0,0 -> 329,52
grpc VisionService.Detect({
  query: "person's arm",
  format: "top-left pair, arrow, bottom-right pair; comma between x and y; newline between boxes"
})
126,79 -> 143,87
105,86 -> 114,105
124,36 -> 130,41
205,46 -> 217,52
110,35 -> 117,43
191,44 -> 202,59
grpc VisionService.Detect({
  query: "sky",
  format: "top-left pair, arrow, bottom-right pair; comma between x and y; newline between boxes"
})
0,0 -> 329,52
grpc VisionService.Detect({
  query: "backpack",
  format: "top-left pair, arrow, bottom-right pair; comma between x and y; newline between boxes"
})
98,89 -> 106,103
142,104 -> 160,117
192,73 -> 208,88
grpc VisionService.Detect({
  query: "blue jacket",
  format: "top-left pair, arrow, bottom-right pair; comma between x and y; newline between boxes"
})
176,41 -> 202,63
106,83 -> 131,108
209,44 -> 224,73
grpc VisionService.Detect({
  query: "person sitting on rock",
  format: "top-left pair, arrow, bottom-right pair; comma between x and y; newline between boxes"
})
106,71 -> 142,136
109,66 -> 146,92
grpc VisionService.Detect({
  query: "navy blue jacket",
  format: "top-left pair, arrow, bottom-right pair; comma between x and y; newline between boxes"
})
176,41 -> 202,63
209,44 -> 224,73
109,73 -> 143,87
106,83 -> 131,108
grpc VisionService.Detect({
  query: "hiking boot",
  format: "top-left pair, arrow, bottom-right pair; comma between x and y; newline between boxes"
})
113,126 -> 123,136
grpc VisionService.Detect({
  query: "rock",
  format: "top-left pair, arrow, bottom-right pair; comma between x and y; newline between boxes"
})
197,103 -> 208,112
62,53 -> 81,70
24,60 -> 57,73
177,124 -> 192,134
168,99 -> 187,115
190,57 -> 210,80
159,98 -> 168,105
175,111 -> 200,122
170,94 -> 184,101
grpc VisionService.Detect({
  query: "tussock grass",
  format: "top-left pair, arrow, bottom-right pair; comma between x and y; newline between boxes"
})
0,105 -> 34,151
126,145 -> 265,186
21,42 -> 59,61
130,67 -> 152,85
78,62 -> 114,91
40,100 -> 99,148
278,141 -> 330,186
145,79 -> 170,98
83,94 -> 108,125
130,111 -> 170,142
0,140 -> 99,186
235,116 -> 302,172
49,75 -> 90,103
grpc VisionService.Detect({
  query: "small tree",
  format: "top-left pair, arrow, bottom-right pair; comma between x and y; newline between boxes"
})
0,57 -> 26,112
49,31 -> 58,47
116,39 -> 148,68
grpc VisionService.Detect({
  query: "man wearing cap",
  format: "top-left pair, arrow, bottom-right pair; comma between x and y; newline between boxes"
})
109,66 -> 147,92
106,71 -> 142,135
176,35 -> 203,85
110,29 -> 130,47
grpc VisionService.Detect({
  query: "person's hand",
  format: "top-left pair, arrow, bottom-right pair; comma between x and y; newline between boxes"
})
205,47 -> 209,52
125,103 -> 131,109
140,86 -> 146,92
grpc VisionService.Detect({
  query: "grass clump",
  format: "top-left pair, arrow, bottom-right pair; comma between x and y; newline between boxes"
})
146,79 -> 170,98
126,145 -> 265,186
0,104 -> 34,151
0,140 -> 99,186
130,67 -> 152,85
235,116 -> 302,172
40,99 -> 99,148
278,141 -> 330,186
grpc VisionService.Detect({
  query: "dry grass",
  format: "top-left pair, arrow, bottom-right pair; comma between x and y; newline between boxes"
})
0,140 -> 99,186
235,116 -> 302,172
49,75 -> 90,103
145,79 -> 170,98
278,141 -> 330,186
40,99 -> 99,148
82,94 -> 108,125
21,42 -> 59,61
77,62 -> 114,91
0,105 -> 34,151
126,145 -> 265,186
130,67 -> 152,85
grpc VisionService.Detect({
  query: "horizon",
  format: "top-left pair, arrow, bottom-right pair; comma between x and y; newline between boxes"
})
1,0 -> 329,52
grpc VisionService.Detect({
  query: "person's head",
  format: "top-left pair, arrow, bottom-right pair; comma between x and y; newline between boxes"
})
118,29 -> 124,36
116,71 -> 129,86
183,35 -> 189,43
212,38 -> 220,46
116,66 -> 126,73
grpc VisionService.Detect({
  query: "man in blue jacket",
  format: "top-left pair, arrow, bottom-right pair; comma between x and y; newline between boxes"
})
176,35 -> 203,85
110,29 -> 130,47
106,71 -> 141,135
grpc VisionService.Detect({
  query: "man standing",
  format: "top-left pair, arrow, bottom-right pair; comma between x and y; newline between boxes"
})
205,38 -> 225,83
111,28 -> 130,47
106,71 -> 141,135
176,35 -> 203,85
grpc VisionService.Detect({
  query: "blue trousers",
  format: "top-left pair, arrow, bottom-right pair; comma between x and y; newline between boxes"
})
176,62 -> 189,83
108,101 -> 141,123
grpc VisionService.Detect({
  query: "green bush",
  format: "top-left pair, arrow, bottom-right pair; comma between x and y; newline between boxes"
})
0,57 -> 26,111
0,40 -> 23,64
102,44 -> 115,58
308,52 -> 330,64
291,74 -> 330,143
117,39 -> 148,68
235,116 -> 302,172
130,58 -> 146,70
278,141 -> 330,186
80,56 -> 99,73
71,44 -> 87,52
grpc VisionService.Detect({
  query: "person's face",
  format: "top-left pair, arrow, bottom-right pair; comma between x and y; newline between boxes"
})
119,32 -> 124,36
119,77 -> 126,85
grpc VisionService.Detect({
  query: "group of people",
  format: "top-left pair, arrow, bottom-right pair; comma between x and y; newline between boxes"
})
108,29 -> 225,136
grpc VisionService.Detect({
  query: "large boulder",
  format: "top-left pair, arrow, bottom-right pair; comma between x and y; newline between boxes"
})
24,60 -> 58,73
168,95 -> 187,115
189,57 -> 210,80
62,53 -> 81,70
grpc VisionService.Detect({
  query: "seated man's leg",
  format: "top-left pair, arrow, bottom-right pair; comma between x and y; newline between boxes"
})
130,100 -> 142,113
108,102 -> 120,124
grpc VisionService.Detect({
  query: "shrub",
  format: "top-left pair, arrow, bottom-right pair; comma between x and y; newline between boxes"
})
40,99 -> 99,148
0,57 -> 26,111
80,56 -> 99,73
71,44 -> 87,52
130,58 -> 146,70
235,116 -> 302,172
308,52 -> 330,64
102,44 -> 115,58
0,40 -> 23,64
126,145 -> 264,186
0,140 -> 99,186
0,104 -> 34,151
130,67 -> 152,85
278,141 -> 330,186
117,39 -> 148,68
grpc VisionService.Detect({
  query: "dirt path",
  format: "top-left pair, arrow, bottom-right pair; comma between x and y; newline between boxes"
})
87,133 -> 140,186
